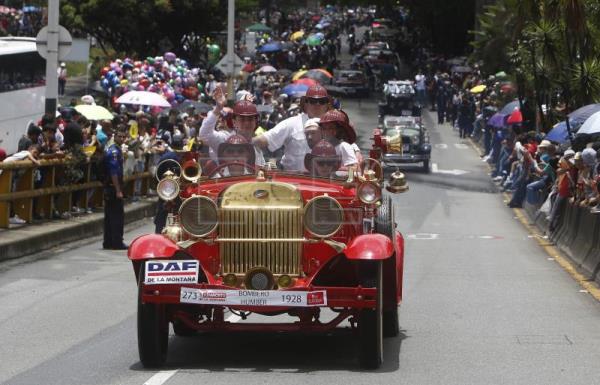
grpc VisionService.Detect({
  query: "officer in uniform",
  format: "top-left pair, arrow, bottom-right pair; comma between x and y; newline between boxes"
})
102,127 -> 128,250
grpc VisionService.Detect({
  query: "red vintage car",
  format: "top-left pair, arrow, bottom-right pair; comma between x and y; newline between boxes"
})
128,159 -> 408,369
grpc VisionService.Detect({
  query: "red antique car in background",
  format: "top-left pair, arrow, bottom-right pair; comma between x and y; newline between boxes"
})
128,159 -> 408,369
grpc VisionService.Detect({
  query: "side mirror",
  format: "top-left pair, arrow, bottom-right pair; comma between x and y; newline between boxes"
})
386,170 -> 409,193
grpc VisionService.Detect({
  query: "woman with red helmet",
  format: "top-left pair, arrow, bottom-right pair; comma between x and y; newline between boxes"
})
199,85 -> 264,167
318,109 -> 359,170
304,139 -> 341,178
253,84 -> 331,172
212,135 -> 256,178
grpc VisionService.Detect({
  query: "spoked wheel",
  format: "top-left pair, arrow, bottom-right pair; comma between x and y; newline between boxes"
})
358,261 -> 383,369
375,196 -> 400,338
137,266 -> 169,367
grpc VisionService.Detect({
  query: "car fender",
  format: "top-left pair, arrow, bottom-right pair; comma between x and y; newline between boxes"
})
128,234 -> 180,261
345,234 -> 393,260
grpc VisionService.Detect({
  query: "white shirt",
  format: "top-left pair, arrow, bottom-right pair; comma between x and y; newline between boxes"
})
199,110 -> 265,166
415,74 -> 426,90
336,141 -> 358,166
263,113 -> 311,172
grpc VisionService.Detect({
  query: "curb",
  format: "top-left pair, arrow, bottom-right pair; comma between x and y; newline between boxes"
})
0,199 -> 157,262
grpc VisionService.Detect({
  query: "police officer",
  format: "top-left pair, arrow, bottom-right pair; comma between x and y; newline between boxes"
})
102,127 -> 128,250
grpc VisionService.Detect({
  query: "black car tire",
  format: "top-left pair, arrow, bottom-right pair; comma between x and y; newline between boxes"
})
375,196 -> 400,338
423,159 -> 430,173
138,265 -> 169,368
173,319 -> 197,337
358,261 -> 384,369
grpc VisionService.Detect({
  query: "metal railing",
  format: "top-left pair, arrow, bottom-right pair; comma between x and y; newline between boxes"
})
0,157 -> 152,229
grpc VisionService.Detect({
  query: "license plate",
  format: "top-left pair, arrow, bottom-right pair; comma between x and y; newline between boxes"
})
180,288 -> 327,307
401,109 -> 412,116
402,144 -> 410,152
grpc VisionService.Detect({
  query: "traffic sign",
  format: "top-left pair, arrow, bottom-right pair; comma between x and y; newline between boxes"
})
36,25 -> 72,60
215,52 -> 244,75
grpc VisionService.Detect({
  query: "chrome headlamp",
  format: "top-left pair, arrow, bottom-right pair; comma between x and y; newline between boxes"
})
156,172 -> 180,201
304,196 -> 343,238
357,181 -> 382,204
179,196 -> 218,237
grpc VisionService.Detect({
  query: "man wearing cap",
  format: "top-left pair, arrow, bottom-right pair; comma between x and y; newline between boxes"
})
57,62 -> 67,96
318,109 -> 358,169
253,84 -> 331,172
199,86 -> 264,167
102,127 -> 128,250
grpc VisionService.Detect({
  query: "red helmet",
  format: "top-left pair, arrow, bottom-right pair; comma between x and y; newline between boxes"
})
218,134 -> 256,165
304,139 -> 341,172
305,84 -> 329,99
319,109 -> 357,144
233,100 -> 258,116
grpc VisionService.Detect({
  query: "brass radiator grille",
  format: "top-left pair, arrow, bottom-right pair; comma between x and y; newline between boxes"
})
220,208 -> 303,274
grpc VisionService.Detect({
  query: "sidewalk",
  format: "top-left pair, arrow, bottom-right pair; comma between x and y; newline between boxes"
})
0,198 -> 157,262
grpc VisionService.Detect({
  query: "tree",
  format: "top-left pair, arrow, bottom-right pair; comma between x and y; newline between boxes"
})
60,0 -> 226,64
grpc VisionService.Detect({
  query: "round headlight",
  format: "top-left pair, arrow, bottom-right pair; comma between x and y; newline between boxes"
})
357,182 -> 381,204
304,196 -> 343,238
179,196 -> 218,237
157,178 -> 180,201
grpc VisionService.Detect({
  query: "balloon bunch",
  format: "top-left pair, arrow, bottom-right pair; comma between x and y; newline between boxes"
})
99,52 -> 206,107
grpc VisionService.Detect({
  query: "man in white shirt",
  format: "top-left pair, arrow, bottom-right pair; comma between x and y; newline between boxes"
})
253,84 -> 330,172
199,86 -> 264,166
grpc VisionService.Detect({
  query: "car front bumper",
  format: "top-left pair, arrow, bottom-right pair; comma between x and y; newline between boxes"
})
382,152 -> 430,164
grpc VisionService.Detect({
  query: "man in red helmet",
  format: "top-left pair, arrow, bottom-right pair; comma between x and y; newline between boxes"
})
214,135 -> 256,177
199,86 -> 264,166
304,139 -> 341,178
253,84 -> 331,172
319,109 -> 359,169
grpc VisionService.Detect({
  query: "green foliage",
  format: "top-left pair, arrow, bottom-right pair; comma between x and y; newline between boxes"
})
471,0 -> 600,128
60,0 -> 226,64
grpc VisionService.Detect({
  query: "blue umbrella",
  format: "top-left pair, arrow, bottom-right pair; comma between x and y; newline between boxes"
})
488,113 -> 507,128
281,83 -> 309,98
258,42 -> 282,53
546,121 -> 572,144
499,100 -> 520,115
567,103 -> 600,127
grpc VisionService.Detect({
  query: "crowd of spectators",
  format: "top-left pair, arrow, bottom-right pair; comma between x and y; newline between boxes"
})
0,7 -> 44,37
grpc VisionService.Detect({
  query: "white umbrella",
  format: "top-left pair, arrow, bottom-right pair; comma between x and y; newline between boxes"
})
576,110 -> 600,135
258,65 -> 277,73
116,91 -> 171,107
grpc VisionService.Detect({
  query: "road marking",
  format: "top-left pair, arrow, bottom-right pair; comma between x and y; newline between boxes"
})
143,370 -> 178,385
454,143 -> 469,149
431,163 -> 469,175
407,233 -> 439,240
226,314 -> 242,323
509,200 -> 600,302
434,143 -> 448,149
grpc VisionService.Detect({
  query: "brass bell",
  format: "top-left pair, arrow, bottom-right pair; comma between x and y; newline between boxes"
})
386,170 -> 409,193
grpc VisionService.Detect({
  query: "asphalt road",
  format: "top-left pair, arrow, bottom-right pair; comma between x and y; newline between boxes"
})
2,95 -> 600,385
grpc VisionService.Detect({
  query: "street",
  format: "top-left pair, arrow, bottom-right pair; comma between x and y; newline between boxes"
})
2,96 -> 600,385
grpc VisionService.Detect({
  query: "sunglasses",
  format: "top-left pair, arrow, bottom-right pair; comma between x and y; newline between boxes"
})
307,98 -> 328,105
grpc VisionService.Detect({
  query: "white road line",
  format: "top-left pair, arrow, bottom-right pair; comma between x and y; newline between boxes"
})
143,370 -> 178,385
226,314 -> 242,323
434,143 -> 448,149
431,163 -> 439,173
454,143 -> 469,149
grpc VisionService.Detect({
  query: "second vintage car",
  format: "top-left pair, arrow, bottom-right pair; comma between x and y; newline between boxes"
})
371,115 -> 432,172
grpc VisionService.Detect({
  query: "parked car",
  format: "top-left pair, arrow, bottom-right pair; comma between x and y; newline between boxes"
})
370,115 -> 432,172
330,70 -> 370,97
130,158 -> 409,369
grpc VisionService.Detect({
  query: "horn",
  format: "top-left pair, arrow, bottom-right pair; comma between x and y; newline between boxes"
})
182,159 -> 201,183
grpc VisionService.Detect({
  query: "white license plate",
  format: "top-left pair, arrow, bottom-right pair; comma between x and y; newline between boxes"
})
401,109 -> 412,116
180,288 -> 327,307
402,144 -> 410,152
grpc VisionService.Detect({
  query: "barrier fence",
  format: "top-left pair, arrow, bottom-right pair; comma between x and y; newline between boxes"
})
0,158 -> 152,229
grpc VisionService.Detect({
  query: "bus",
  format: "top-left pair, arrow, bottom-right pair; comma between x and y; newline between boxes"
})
0,37 -> 46,154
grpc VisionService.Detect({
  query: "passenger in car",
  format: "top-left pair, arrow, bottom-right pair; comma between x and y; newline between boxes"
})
304,140 -> 341,178
214,135 -> 256,178
318,109 -> 358,170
